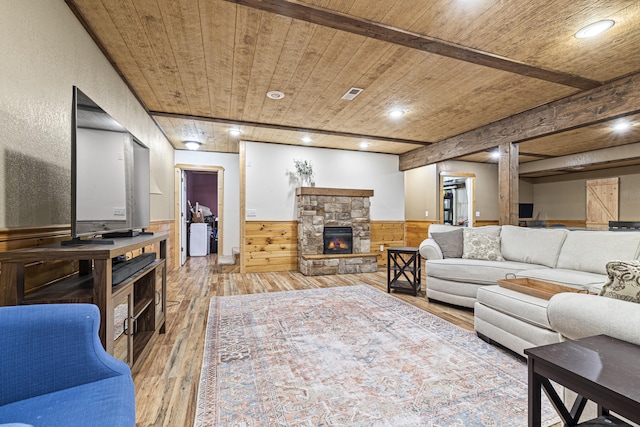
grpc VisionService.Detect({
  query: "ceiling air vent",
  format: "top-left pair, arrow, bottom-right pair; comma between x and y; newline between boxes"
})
341,87 -> 363,100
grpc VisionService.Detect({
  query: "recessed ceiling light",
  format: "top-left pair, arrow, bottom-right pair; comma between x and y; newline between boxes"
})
184,140 -> 201,150
229,128 -> 241,136
613,121 -> 631,132
359,141 -> 370,149
491,150 -> 501,159
266,90 -> 285,100
388,109 -> 405,118
575,20 -> 615,39
301,136 -> 312,143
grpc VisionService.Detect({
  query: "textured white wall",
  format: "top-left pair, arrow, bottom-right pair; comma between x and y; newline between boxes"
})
245,142 -> 404,221
0,0 -> 174,228
174,150 -> 240,256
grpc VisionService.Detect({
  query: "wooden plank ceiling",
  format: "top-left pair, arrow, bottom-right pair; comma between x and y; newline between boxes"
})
66,0 -> 640,176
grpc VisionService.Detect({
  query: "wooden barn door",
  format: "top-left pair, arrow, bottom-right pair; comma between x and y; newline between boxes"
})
586,177 -> 619,230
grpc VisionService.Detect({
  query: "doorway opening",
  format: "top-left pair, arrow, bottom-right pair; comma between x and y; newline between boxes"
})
440,173 -> 475,227
175,165 -> 224,267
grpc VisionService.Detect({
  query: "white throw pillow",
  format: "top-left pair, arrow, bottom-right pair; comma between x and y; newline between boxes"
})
600,260 -> 640,303
462,230 -> 504,261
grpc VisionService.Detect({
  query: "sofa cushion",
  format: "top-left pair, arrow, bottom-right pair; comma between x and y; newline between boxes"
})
427,223 -> 459,237
517,268 -> 606,291
556,230 -> 640,274
462,230 -> 504,261
469,225 -> 502,236
428,224 -> 501,238
0,375 -> 135,427
427,224 -> 502,237
476,285 -> 553,330
600,260 -> 640,303
430,228 -> 463,258
426,258 -> 547,285
500,225 -> 568,267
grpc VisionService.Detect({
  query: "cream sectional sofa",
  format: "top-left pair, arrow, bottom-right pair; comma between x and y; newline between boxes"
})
419,224 -> 640,356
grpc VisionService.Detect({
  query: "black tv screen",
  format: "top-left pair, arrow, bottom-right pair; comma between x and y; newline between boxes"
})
519,203 -> 534,218
70,86 -> 150,239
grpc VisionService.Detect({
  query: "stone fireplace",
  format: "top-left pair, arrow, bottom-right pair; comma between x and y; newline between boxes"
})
296,187 -> 378,276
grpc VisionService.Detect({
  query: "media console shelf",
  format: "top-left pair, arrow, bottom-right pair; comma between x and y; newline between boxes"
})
0,233 -> 168,370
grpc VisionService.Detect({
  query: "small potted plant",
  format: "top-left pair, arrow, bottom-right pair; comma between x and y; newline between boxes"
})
294,159 -> 315,187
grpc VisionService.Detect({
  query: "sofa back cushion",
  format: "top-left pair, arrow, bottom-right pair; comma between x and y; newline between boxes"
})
500,225 -> 568,267
428,224 -> 501,238
556,230 -> 640,274
427,224 -> 458,237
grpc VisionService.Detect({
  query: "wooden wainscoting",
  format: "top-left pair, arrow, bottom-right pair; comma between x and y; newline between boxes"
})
146,220 -> 176,272
244,220 -> 407,272
0,220 -> 176,299
404,220 -> 437,248
475,219 -> 500,227
370,221 -> 405,266
244,221 -> 298,273
543,219 -> 587,228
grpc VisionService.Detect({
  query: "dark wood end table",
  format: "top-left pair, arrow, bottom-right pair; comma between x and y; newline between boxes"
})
525,335 -> 640,426
387,246 -> 421,296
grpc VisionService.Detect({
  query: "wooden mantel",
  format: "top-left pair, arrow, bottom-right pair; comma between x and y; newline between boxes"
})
296,187 -> 374,197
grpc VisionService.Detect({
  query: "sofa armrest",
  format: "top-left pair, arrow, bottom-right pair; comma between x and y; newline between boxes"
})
548,293 -> 640,346
419,238 -> 443,260
0,303 -> 132,406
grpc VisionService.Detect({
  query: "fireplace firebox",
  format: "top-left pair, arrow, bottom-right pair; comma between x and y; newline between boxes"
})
323,226 -> 353,254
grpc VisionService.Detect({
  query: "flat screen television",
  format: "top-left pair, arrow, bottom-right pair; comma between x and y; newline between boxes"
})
66,86 -> 150,244
518,203 -> 534,219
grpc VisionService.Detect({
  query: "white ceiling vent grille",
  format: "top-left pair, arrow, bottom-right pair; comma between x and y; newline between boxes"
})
341,87 -> 363,100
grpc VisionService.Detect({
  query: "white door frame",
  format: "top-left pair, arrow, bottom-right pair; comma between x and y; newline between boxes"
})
174,164 -> 225,268
439,172 -> 476,227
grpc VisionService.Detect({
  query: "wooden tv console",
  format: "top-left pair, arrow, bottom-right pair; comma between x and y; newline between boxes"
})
0,233 -> 167,370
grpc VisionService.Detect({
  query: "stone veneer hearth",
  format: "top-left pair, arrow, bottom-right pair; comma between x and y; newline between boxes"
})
296,187 -> 378,276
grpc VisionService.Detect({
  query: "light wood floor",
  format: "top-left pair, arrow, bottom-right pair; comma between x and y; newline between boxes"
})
132,255 -> 474,426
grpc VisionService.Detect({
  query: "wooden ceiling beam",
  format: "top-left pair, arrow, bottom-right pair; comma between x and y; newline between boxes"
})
399,72 -> 640,171
520,143 -> 640,175
150,111 -> 431,146
224,0 -> 601,90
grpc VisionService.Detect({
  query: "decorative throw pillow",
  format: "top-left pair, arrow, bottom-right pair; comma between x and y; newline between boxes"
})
431,228 -> 464,258
600,260 -> 640,303
462,230 -> 504,261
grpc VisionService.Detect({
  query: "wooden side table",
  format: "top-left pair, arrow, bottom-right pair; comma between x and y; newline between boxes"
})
525,335 -> 640,426
387,246 -> 421,296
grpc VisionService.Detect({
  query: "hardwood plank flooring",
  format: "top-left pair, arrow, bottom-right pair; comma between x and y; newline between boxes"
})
133,254 -> 474,426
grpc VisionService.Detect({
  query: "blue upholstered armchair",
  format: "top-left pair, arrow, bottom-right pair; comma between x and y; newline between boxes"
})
0,304 -> 135,426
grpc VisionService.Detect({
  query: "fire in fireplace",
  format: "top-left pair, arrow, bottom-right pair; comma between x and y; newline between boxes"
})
323,226 -> 353,254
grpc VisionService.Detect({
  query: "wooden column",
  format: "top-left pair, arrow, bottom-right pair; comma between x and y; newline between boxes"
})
498,142 -> 519,225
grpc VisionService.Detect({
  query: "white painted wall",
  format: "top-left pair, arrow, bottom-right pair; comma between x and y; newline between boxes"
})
175,150 -> 240,256
245,142 -> 404,220
0,0 -> 174,227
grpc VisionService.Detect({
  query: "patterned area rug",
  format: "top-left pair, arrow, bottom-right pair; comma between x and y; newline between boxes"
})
195,285 -> 558,426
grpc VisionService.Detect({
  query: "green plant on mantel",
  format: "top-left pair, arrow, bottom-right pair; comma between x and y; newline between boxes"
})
293,159 -> 315,187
